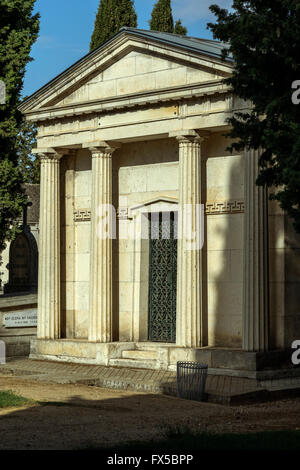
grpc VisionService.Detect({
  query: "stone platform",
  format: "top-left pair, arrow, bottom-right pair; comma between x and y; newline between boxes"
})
30,339 -> 299,380
1,357 -> 300,405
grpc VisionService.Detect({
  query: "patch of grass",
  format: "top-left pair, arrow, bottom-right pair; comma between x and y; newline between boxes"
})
0,390 -> 32,408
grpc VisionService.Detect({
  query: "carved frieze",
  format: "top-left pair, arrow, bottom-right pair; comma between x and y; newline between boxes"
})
73,209 -> 92,222
73,200 -> 244,222
206,200 -> 244,215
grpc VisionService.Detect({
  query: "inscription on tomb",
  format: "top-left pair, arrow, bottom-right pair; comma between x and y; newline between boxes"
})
4,309 -> 37,328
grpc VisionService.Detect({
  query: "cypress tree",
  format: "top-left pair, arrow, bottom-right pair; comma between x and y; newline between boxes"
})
0,0 -> 40,252
149,0 -> 174,33
174,19 -> 187,36
90,0 -> 138,51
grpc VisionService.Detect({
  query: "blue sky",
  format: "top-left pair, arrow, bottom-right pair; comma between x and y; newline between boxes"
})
23,0 -> 232,98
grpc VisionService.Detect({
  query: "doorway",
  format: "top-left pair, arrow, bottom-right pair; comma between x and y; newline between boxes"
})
148,212 -> 177,342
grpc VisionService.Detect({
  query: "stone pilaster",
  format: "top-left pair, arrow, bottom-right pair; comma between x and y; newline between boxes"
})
37,151 -> 62,339
175,132 -> 204,348
88,144 -> 116,342
243,148 -> 269,351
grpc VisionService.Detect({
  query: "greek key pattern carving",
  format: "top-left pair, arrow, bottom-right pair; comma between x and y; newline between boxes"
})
73,200 -> 244,221
205,200 -> 244,215
73,209 -> 91,221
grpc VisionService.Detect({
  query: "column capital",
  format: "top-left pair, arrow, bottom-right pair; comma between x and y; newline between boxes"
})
169,130 -> 210,145
83,140 -> 121,157
32,148 -> 67,161
176,135 -> 204,145
89,146 -> 116,158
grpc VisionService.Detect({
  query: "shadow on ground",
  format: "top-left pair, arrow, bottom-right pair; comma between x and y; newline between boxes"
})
0,377 -> 300,450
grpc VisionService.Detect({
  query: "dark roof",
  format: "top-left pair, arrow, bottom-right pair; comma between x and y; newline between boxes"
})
20,27 -> 232,110
120,27 -> 231,60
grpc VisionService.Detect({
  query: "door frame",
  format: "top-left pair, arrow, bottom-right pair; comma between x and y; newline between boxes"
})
129,197 -> 178,343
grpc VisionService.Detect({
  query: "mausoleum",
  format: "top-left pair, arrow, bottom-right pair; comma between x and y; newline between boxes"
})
19,28 -> 300,373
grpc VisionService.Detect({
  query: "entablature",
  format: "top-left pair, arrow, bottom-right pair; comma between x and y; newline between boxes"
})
25,80 -> 231,123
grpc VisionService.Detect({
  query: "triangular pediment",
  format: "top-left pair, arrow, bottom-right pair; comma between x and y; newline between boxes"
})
20,29 -> 233,114
131,196 -> 178,211
129,196 -> 178,218
52,50 -> 228,109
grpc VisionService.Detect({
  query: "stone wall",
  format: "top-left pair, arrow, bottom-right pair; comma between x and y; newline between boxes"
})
61,149 -> 91,339
204,134 -> 244,347
113,134 -> 244,347
115,138 -> 179,342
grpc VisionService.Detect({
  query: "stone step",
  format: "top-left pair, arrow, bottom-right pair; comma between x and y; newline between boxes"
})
109,358 -> 157,370
122,350 -> 157,360
135,342 -> 172,350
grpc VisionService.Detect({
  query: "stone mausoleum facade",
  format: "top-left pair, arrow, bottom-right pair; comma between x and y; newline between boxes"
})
19,28 -> 300,373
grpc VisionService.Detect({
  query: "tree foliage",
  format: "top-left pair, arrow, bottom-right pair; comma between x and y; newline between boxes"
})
90,0 -> 137,51
0,159 -> 28,252
17,120 -> 40,184
0,0 -> 40,251
208,0 -> 300,233
149,0 -> 187,35
174,19 -> 187,36
149,0 -> 174,33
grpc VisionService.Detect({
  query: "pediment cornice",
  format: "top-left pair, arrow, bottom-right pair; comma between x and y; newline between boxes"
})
20,31 -> 233,116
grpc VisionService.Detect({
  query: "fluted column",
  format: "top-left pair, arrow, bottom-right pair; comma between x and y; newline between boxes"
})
88,144 -> 116,342
176,132 -> 204,348
243,148 -> 269,351
37,151 -> 62,339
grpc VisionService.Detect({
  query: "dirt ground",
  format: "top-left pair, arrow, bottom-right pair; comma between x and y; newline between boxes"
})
0,375 -> 300,450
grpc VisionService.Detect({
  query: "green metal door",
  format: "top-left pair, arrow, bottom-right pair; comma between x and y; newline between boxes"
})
148,212 -> 177,343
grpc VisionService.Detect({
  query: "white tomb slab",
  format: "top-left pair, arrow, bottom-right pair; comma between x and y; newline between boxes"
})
4,309 -> 37,328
